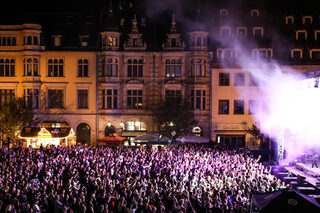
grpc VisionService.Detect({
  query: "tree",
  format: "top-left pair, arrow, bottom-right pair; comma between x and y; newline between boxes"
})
244,123 -> 264,145
152,98 -> 197,138
0,97 -> 37,141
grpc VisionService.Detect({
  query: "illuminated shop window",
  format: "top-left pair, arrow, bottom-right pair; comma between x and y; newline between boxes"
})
125,121 -> 146,131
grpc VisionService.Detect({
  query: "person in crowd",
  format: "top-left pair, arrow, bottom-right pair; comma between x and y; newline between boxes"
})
0,144 -> 284,213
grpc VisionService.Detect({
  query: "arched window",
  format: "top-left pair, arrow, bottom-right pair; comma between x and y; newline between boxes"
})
107,58 -> 113,76
34,36 -> 39,45
78,59 -> 88,77
12,37 -> 16,46
196,37 -> 201,46
7,37 -> 12,46
33,58 -> 39,76
127,59 -> 143,77
27,36 -> 32,45
2,37 -> 6,46
48,58 -> 64,77
0,58 -> 14,77
191,58 -> 206,77
102,57 -> 118,77
24,57 -> 39,76
77,123 -> 91,145
165,59 -> 182,78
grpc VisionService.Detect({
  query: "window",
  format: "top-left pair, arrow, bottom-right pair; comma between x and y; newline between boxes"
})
78,59 -> 89,77
191,58 -> 206,77
303,16 -> 312,25
234,100 -> 244,114
249,100 -> 259,114
0,58 -> 15,77
48,89 -> 64,109
125,121 -> 147,131
0,89 -> 15,105
217,48 -> 233,59
165,90 -> 182,104
165,59 -> 182,77
23,58 -> 39,76
77,90 -> 88,109
251,9 -> 260,16
219,73 -> 230,86
24,89 -> 39,109
102,89 -> 118,109
234,73 -> 245,86
249,73 -> 259,86
310,50 -> 320,60
191,90 -> 206,110
52,35 -> 62,46
253,27 -> 263,37
291,49 -> 303,59
296,30 -> 307,40
127,90 -> 142,109
253,48 -> 273,59
79,35 -> 89,47
127,59 -> 143,77
48,59 -> 64,77
24,36 -> 39,45
237,27 -> 247,37
285,16 -> 294,24
218,100 -> 229,114
220,26 -> 231,37
102,58 -> 118,77
314,31 -> 320,40
0,36 -> 17,46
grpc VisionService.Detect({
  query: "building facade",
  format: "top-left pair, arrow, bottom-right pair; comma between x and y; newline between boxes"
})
0,2 -> 210,145
1,1 -> 319,147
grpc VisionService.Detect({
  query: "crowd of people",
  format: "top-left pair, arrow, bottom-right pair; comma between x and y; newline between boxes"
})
0,144 -> 286,213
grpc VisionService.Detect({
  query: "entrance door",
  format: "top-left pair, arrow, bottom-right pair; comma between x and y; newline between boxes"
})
217,135 -> 245,148
76,123 -> 90,145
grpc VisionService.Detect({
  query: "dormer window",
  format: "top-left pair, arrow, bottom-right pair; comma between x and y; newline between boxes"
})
253,27 -> 264,37
251,9 -> 260,16
303,16 -> 312,25
252,48 -> 273,59
220,26 -> 231,37
236,27 -> 247,36
291,49 -> 303,59
52,35 -> 62,47
285,16 -> 294,24
79,35 -> 89,47
220,9 -> 228,16
217,48 -> 234,58
315,30 -> 320,40
296,30 -> 307,40
310,49 -> 320,60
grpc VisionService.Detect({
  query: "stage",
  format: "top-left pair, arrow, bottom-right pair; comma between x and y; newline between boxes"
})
285,163 -> 320,187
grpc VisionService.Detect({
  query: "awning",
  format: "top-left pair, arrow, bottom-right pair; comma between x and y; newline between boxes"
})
121,130 -> 147,137
97,135 -> 126,144
176,135 -> 210,143
215,130 -> 246,133
134,133 -> 169,142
